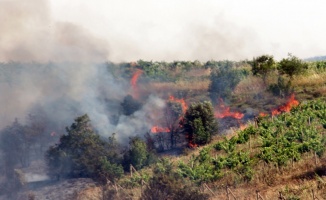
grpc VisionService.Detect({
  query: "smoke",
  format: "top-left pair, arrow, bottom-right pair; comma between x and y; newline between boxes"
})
0,63 -> 167,143
0,0 -> 109,62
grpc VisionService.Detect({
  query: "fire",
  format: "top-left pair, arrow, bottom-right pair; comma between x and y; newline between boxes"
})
271,94 -> 299,116
215,98 -> 244,119
259,112 -> 268,117
151,126 -> 170,133
130,69 -> 143,99
188,141 -> 198,148
151,96 -> 187,134
169,95 -> 188,113
239,122 -> 247,130
130,69 -> 143,88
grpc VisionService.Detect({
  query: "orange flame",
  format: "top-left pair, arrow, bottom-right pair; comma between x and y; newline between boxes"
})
239,121 -> 247,130
215,98 -> 244,119
151,126 -> 171,133
169,95 -> 188,113
188,141 -> 198,148
259,112 -> 268,117
130,69 -> 143,88
271,94 -> 299,116
150,96 -> 187,135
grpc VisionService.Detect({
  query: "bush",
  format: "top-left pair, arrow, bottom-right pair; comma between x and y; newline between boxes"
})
183,101 -> 218,145
278,54 -> 308,79
45,114 -> 123,183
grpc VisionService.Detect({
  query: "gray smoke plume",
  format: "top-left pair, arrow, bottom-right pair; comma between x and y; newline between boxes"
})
0,63 -> 166,142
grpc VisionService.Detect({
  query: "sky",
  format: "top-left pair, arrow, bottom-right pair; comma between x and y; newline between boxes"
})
1,0 -> 326,62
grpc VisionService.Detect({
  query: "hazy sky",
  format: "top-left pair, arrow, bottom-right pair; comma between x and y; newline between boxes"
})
2,0 -> 326,62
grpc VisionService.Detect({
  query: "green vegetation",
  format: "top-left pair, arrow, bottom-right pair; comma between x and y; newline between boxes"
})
209,62 -> 248,101
1,55 -> 326,199
123,136 -> 157,171
278,54 -> 309,79
45,114 -> 124,183
141,159 -> 210,200
252,54 -> 276,84
178,99 -> 326,184
183,101 -> 218,145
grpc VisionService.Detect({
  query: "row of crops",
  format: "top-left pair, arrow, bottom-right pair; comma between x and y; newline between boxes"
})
177,99 -> 326,183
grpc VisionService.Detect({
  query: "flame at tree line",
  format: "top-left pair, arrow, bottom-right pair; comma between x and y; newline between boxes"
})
168,95 -> 188,113
151,126 -> 170,133
130,69 -> 143,99
127,70 -> 300,147
130,69 -> 143,88
214,98 -> 244,120
150,95 -> 187,133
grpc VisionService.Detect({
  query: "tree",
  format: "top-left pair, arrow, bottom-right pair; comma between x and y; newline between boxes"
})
278,54 -> 308,79
164,100 -> 184,149
123,136 -> 156,170
0,119 -> 31,174
251,55 -> 275,84
183,101 -> 218,145
121,95 -> 142,116
209,65 -> 245,102
45,114 -> 123,183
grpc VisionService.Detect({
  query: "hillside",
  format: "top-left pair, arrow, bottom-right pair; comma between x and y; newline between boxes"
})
1,57 -> 326,199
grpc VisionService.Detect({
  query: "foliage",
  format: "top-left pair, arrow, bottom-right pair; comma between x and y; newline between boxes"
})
183,101 -> 218,145
0,119 -> 32,175
123,136 -> 157,171
268,76 -> 291,97
209,64 -> 247,101
121,95 -> 142,116
141,159 -> 209,200
164,100 -> 184,149
314,60 -> 326,71
178,98 -> 326,184
251,55 -> 276,83
278,54 -> 308,79
45,114 -> 123,183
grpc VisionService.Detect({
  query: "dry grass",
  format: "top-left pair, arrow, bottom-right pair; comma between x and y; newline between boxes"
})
234,76 -> 265,95
316,85 -> 326,96
292,71 -> 326,87
149,79 -> 210,92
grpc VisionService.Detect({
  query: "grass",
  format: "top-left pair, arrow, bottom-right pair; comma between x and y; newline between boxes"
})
150,79 -> 210,92
84,66 -> 326,200
292,71 -> 326,87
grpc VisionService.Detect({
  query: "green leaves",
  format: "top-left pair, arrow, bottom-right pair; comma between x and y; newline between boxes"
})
209,65 -> 246,101
45,114 -> 123,183
179,98 -> 326,184
183,101 -> 218,145
251,54 -> 276,83
278,54 -> 308,79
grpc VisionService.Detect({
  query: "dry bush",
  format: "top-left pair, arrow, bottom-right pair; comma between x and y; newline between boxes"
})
233,76 -> 265,95
150,79 -> 210,93
316,85 -> 326,96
